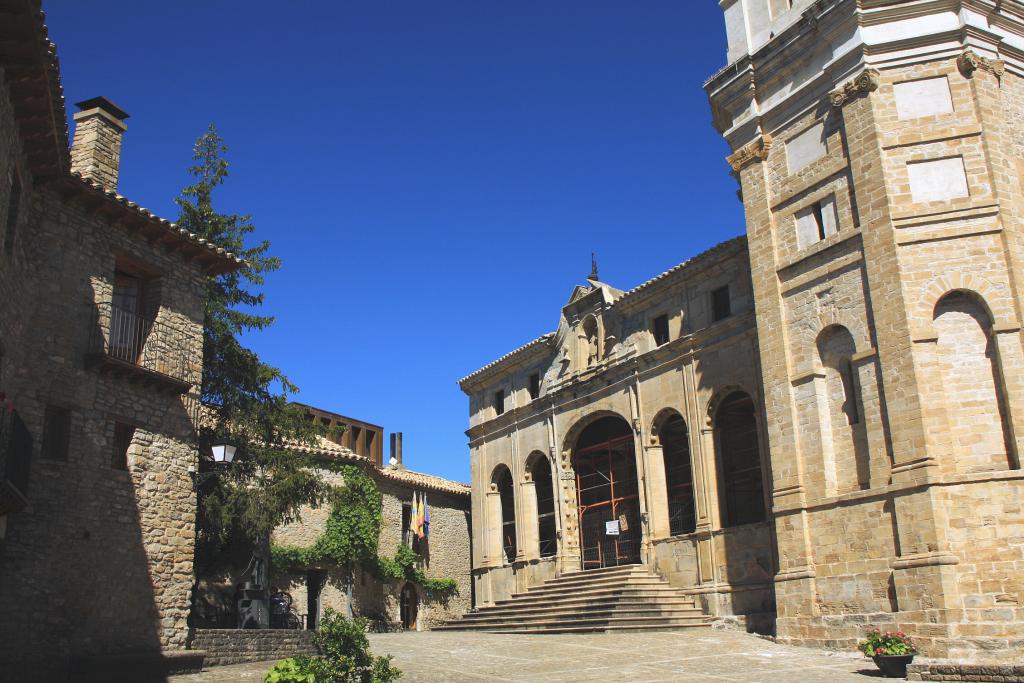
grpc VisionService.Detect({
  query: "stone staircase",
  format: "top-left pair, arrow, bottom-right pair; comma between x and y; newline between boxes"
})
437,564 -> 711,634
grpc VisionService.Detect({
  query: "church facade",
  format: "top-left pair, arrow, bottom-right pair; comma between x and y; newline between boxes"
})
461,0 -> 1024,661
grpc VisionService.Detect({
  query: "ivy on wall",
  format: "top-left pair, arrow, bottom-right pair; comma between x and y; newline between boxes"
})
271,464 -> 458,600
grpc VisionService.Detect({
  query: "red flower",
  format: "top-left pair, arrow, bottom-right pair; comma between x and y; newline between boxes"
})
875,647 -> 884,655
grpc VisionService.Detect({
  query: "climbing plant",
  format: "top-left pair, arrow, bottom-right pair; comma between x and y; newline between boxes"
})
271,464 -> 457,600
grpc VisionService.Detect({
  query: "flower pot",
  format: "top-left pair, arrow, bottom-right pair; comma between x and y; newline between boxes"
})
871,653 -> 915,678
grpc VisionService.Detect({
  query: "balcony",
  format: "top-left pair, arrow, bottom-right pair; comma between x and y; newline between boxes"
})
86,302 -> 199,394
0,403 -> 31,514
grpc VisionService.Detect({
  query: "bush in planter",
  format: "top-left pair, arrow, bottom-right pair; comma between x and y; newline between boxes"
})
265,610 -> 400,683
859,628 -> 915,657
859,629 -> 916,678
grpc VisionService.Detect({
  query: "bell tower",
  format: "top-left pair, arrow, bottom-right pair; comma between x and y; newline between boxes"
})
707,0 -> 1024,661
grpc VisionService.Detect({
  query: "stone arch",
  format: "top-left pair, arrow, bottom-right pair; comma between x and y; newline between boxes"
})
571,414 -> 642,568
489,464 -> 517,563
524,451 -> 557,558
931,290 -> 1014,473
816,324 -> 870,493
713,390 -> 767,527
561,409 -> 632,459
920,275 -> 1015,338
705,383 -> 755,428
652,408 -> 695,536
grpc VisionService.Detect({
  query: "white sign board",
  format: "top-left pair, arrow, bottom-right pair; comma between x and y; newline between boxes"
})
605,520 -> 620,536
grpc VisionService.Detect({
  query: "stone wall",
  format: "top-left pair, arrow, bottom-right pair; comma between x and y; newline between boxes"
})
190,629 -> 315,667
0,57 -> 212,680
270,466 -> 472,631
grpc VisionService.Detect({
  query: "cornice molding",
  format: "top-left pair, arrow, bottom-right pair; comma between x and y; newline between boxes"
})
957,48 -> 1006,79
726,133 -> 774,172
829,67 -> 880,107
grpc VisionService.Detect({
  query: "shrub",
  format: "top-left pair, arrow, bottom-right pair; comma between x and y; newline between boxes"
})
265,610 -> 400,683
859,629 -> 915,657
265,656 -> 317,683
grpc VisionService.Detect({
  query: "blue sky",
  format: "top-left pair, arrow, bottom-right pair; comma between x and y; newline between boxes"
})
46,1 -> 743,482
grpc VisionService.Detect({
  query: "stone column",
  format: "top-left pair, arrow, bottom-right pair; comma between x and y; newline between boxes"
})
557,449 -> 582,571
643,441 -> 670,541
519,477 -> 539,562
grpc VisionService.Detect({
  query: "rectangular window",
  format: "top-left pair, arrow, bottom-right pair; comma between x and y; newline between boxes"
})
112,422 -> 136,470
41,405 -> 71,461
349,425 -> 362,454
494,389 -> 505,416
401,502 -> 420,552
711,286 -> 731,322
795,196 -> 838,248
652,314 -> 670,346
528,373 -> 541,401
5,169 -> 21,255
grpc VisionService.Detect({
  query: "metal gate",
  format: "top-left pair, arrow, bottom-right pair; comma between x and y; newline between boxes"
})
574,433 -> 641,569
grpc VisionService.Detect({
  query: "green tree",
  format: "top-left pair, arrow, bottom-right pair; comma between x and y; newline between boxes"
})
176,125 -> 327,549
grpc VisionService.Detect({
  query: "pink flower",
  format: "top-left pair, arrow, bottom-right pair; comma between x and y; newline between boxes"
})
875,647 -> 884,655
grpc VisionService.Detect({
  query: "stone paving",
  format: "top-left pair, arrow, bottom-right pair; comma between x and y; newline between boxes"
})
169,629 -> 888,682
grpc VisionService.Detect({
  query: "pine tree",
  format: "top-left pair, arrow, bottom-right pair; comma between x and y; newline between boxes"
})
176,125 -> 327,549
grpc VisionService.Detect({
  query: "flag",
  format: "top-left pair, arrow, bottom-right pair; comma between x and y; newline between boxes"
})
415,491 -> 425,540
423,493 -> 429,540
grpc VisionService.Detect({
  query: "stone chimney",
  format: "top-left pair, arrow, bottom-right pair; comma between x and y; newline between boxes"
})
389,432 -> 403,468
70,96 -> 130,192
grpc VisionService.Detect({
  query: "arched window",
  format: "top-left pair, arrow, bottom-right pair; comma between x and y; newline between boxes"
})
934,292 -> 1012,472
716,391 -> 766,527
492,465 -> 517,563
530,455 -> 557,558
817,325 -> 869,492
660,413 -> 695,536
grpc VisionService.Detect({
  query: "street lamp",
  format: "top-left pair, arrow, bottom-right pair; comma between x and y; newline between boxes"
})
189,440 -> 238,491
210,442 -> 237,465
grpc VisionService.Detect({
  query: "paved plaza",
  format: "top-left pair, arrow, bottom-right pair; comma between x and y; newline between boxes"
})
169,629 -> 884,682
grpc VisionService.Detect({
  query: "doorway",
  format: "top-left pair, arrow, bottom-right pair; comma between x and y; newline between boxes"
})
306,570 -> 326,630
400,582 -> 418,630
573,416 -> 642,569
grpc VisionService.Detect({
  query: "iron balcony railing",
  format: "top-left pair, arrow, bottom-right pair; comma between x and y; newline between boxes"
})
87,302 -> 199,392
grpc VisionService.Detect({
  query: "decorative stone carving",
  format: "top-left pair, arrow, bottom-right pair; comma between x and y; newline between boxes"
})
829,68 -> 880,107
726,133 -> 773,172
958,49 -> 1005,80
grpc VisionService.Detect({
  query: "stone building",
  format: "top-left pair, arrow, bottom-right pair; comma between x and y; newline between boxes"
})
0,1 -> 242,678
463,0 -> 1024,662
270,418 -> 472,632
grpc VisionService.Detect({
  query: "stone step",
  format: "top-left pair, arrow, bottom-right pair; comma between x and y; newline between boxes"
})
554,565 -> 651,581
437,613 -> 711,632
440,563 -> 711,635
440,621 -> 712,634
457,607 -> 705,625
473,596 -> 697,615
520,574 -> 665,593
504,584 -> 691,603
